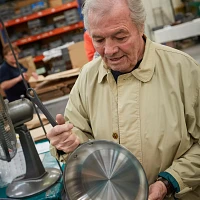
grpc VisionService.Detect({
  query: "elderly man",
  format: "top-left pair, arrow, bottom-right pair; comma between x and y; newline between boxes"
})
47,0 -> 200,199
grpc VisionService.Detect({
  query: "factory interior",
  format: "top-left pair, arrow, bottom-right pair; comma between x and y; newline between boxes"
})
0,0 -> 200,199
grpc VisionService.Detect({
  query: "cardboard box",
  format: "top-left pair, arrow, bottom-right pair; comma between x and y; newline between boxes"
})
28,68 -> 79,101
18,56 -> 36,79
48,0 -> 63,8
68,41 -> 88,69
30,123 -> 52,141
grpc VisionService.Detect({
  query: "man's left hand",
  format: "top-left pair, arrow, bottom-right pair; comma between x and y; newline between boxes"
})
148,181 -> 167,200
31,72 -> 38,80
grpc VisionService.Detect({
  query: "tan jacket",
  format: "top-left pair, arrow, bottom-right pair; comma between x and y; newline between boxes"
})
50,37 -> 200,199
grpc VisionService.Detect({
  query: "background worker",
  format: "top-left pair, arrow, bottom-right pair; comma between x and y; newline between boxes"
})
0,43 -> 38,102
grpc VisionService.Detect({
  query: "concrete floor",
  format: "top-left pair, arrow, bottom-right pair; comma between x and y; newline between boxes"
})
181,43 -> 200,64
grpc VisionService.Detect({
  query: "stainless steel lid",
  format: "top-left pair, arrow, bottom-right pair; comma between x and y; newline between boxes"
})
64,140 -> 148,200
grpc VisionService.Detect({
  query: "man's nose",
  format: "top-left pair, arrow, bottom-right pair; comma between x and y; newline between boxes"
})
104,39 -> 118,56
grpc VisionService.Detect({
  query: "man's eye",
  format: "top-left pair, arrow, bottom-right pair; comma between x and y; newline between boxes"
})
95,39 -> 104,43
117,37 -> 126,41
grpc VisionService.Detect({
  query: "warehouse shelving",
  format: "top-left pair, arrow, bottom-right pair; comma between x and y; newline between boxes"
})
0,0 -> 84,74
34,54 -> 44,62
32,21 -> 84,63
4,1 -> 79,27
14,21 -> 83,46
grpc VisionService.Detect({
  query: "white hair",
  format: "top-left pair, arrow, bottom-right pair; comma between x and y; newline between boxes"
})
82,0 -> 146,32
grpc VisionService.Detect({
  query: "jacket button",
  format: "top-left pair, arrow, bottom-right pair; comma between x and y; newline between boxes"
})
112,133 -> 118,139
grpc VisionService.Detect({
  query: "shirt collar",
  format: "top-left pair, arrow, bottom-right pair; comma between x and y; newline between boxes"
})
98,60 -> 108,83
98,36 -> 156,83
132,36 -> 156,82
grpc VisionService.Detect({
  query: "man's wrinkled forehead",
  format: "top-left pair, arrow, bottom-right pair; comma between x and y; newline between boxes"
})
87,1 -> 129,30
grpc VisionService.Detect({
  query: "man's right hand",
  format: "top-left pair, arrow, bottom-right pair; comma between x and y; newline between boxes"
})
47,114 -> 80,153
18,73 -> 28,82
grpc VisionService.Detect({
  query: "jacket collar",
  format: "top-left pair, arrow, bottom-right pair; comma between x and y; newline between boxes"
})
98,36 -> 156,83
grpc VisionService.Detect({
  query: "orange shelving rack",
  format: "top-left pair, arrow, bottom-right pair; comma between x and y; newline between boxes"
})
4,1 -> 79,27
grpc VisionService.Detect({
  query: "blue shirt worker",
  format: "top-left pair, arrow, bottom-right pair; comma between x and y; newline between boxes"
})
0,44 -> 38,102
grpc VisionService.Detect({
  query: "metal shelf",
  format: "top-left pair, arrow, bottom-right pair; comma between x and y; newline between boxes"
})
4,1 -> 79,27
1,0 -> 84,65
14,21 -> 84,46
33,55 -> 44,63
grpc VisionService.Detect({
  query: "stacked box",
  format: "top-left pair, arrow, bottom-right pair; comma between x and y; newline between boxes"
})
49,39 -> 63,49
62,48 -> 70,62
53,15 -> 66,28
13,12 -> 22,19
30,28 -> 43,35
21,48 -> 36,57
0,5 -> 15,21
68,41 -> 88,69
36,49 -> 44,56
51,65 -> 66,74
18,0 -> 48,17
31,0 -> 48,12
28,19 -> 45,28
10,35 -> 18,42
9,32 -> 23,42
72,33 -> 84,43
20,5 -> 32,16
14,0 -> 38,11
36,46 -> 49,56
64,8 -> 80,25
28,18 -> 45,35
62,34 -> 73,43
50,59 -> 66,74
42,24 -> 55,32
20,43 -> 40,57
51,59 -> 65,67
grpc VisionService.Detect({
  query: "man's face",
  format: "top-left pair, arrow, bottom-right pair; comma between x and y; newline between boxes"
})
88,3 -> 145,73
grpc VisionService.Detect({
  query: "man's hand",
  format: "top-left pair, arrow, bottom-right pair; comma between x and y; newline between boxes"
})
47,114 -> 80,153
148,181 -> 167,200
18,73 -> 29,81
31,72 -> 38,80
23,73 -> 30,81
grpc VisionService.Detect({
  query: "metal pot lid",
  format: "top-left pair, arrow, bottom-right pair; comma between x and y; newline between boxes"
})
64,140 -> 148,200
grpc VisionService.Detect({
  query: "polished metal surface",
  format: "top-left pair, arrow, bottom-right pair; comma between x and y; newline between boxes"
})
6,168 -> 61,198
7,98 -> 33,127
64,140 -> 148,200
